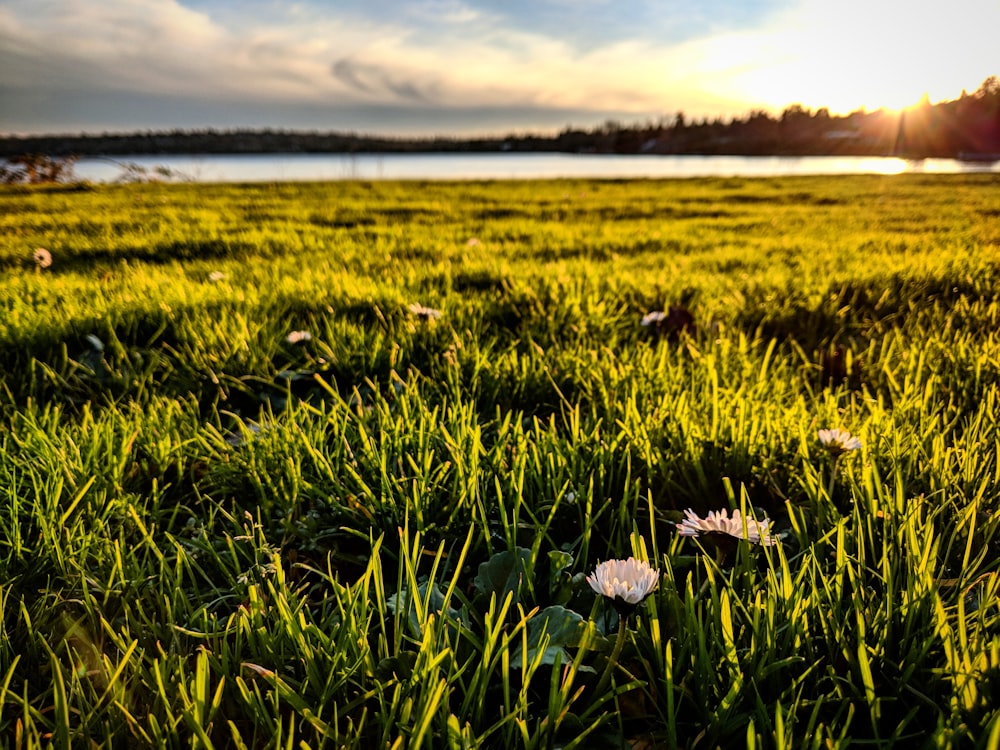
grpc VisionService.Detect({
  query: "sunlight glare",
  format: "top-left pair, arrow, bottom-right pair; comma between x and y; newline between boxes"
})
707,0 -> 1000,115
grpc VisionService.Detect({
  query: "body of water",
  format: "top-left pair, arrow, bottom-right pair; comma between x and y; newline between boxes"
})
70,152 -> 1000,183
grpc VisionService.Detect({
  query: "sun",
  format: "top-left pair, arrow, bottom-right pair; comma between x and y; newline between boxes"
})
708,0 -> 1000,116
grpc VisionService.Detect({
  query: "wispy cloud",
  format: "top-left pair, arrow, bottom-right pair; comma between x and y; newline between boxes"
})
331,59 -> 438,102
1,0 -> 720,117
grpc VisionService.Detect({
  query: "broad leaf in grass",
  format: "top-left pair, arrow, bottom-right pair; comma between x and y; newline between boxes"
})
474,547 -> 533,602
548,549 -> 575,604
374,652 -> 419,681
510,605 -> 604,671
387,582 -> 460,637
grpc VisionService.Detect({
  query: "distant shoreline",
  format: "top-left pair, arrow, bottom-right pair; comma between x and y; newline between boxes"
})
0,135 -> 937,160
0,112 -> 994,163
4,81 -> 1000,162
2,133 -> 994,162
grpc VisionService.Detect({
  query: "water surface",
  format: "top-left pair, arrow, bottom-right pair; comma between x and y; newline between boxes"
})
71,152 -> 1000,183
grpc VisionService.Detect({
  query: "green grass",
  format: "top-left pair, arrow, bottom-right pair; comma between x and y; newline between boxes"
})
2,174 -> 1000,748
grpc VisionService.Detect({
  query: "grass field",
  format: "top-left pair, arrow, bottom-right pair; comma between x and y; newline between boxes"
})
2,173 -> 1000,748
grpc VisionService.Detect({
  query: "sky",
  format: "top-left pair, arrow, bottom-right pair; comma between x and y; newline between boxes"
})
1,0 -> 998,137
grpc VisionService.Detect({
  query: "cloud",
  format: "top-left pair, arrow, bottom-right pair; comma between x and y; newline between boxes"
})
1,0 -> 994,135
331,59 -> 438,102
331,59 -> 373,94
1,0 -> 704,119
403,0 -> 489,25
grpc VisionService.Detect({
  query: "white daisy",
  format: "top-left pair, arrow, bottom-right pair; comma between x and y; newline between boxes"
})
676,508 -> 778,546
818,428 -> 862,456
586,557 -> 660,607
33,248 -> 53,269
408,303 -> 442,320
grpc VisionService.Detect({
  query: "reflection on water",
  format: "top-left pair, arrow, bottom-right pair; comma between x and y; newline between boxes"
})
70,152 -> 1000,183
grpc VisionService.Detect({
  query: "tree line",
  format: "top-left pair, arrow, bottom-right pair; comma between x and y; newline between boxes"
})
2,77 -> 998,162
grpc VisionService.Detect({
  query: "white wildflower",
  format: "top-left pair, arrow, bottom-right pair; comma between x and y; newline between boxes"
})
586,557 -> 660,607
818,428 -> 862,456
407,303 -> 442,320
676,508 -> 778,546
641,311 -> 667,327
33,248 -> 53,269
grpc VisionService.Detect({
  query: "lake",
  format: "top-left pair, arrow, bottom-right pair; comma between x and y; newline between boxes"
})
70,152 -> 1000,183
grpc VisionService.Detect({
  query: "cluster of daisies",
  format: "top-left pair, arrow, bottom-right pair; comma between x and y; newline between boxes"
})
587,427 -> 862,609
673,427 -> 862,548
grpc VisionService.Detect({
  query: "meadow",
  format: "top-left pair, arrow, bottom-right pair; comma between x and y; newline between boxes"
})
1,173 -> 1000,748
